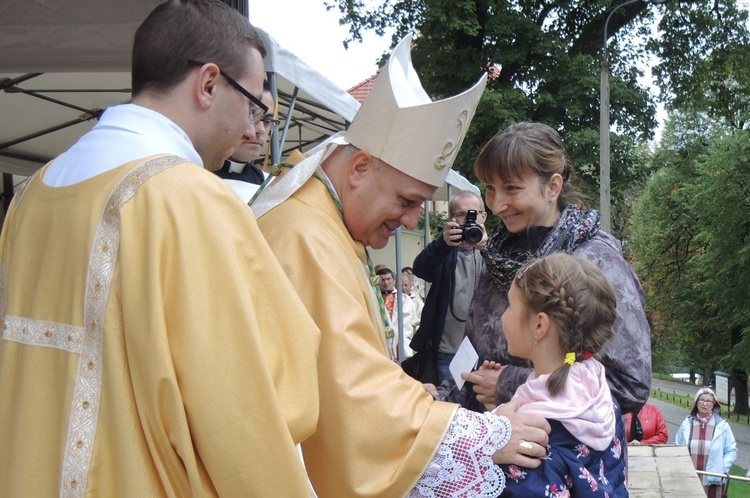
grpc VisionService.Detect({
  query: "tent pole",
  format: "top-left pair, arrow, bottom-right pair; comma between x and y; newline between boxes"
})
395,228 -> 406,362
2,173 -> 14,217
423,200 -> 430,246
279,87 -> 299,158
267,72 -> 280,165
422,200 -> 431,296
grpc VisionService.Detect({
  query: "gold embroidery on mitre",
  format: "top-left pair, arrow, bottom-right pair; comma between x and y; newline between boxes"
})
434,110 -> 470,170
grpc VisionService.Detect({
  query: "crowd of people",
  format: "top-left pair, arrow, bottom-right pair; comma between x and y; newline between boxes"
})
0,0 -> 735,496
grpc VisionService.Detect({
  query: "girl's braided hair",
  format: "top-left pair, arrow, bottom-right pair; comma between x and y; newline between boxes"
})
515,253 -> 617,396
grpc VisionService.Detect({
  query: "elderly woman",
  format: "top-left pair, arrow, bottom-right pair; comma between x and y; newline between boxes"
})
675,387 -> 737,497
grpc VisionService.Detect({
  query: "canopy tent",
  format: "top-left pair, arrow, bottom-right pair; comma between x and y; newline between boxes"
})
0,0 -> 477,199
0,0 -> 356,180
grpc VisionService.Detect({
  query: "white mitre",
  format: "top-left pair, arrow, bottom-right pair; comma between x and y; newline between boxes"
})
347,35 -> 486,187
252,35 -> 487,218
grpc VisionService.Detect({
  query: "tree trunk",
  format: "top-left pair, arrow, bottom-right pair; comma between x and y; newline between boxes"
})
730,326 -> 749,414
732,369 -> 749,415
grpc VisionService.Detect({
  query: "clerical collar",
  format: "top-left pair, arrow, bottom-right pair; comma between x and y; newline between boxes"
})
227,160 -> 247,174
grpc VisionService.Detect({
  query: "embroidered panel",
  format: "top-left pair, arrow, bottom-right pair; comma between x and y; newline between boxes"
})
3,315 -> 85,352
410,408 -> 511,497
59,155 -> 184,497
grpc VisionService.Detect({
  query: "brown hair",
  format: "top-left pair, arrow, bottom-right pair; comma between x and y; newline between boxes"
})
514,253 -> 617,396
474,122 -> 584,210
132,0 -> 266,96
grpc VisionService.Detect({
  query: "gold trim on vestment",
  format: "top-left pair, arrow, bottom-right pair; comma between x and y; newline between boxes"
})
0,155 -> 184,497
58,155 -> 183,497
3,315 -> 85,352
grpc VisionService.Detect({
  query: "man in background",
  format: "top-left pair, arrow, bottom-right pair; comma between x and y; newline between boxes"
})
215,81 -> 277,202
376,266 -> 417,360
411,191 -> 487,384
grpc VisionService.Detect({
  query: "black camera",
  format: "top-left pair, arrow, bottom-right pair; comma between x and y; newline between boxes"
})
460,209 -> 483,244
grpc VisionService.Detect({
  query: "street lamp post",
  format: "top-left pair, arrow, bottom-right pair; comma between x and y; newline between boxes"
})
600,0 -> 639,234
600,0 -> 666,233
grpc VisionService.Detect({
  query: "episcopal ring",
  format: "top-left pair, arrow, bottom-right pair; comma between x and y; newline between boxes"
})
518,441 -> 534,456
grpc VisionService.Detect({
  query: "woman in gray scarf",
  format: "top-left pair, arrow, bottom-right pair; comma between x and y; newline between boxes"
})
441,122 -> 651,416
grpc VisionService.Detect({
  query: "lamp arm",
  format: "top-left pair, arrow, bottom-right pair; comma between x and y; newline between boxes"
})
603,0 -> 642,61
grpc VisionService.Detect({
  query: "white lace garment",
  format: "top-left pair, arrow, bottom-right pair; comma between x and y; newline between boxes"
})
409,408 -> 511,497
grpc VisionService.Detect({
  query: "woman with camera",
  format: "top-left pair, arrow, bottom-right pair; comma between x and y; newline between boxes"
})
446,122 -> 652,417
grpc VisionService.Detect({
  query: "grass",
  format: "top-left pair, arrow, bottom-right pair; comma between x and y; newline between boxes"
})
728,466 -> 750,498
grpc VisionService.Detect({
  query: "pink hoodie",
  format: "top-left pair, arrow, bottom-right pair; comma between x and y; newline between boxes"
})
513,358 -> 615,451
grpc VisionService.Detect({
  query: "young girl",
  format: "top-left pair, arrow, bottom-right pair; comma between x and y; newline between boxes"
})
498,252 -> 627,497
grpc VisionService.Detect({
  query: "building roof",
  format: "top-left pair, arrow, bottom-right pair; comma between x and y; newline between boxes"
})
347,70 -> 380,103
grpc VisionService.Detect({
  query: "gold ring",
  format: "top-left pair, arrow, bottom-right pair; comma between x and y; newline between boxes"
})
518,441 -> 534,456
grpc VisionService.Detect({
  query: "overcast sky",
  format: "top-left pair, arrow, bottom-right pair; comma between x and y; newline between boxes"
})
248,0 -> 392,90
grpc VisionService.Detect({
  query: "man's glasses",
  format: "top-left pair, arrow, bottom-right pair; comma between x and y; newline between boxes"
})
260,117 -> 280,133
187,59 -> 268,124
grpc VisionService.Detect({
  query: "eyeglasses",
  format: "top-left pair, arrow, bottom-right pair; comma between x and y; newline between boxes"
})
187,59 -> 268,124
452,211 -> 485,219
259,117 -> 280,132
697,399 -> 714,404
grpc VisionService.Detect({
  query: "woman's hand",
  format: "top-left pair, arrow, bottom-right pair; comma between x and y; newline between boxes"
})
461,362 -> 506,405
422,383 -> 439,399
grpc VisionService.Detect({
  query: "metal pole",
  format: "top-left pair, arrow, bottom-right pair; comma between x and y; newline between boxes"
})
395,228 -> 406,362
266,72 -> 280,166
600,60 -> 611,233
600,0 -> 640,234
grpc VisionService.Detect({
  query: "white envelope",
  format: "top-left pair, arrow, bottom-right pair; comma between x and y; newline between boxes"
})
450,336 -> 479,389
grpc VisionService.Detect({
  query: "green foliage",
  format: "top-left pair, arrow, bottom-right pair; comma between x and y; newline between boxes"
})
630,112 -> 750,395
651,1 -> 750,129
417,209 -> 448,239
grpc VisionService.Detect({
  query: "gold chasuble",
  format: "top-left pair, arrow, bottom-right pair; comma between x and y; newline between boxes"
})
0,156 -> 319,496
258,177 -> 458,497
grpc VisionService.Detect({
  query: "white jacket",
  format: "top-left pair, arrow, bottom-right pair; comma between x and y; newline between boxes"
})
675,414 -> 737,486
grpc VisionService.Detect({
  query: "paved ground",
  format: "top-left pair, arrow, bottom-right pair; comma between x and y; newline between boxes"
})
650,377 -> 750,471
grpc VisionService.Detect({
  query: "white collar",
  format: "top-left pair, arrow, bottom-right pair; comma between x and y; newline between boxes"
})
44,103 -> 202,186
227,160 -> 247,174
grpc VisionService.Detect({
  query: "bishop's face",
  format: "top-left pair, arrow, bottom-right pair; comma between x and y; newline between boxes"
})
345,159 -> 436,250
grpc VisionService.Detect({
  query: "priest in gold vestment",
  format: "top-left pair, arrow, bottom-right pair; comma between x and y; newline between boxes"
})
253,36 -> 551,497
0,2 -> 319,496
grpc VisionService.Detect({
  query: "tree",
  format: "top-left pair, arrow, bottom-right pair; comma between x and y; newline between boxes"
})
630,111 -> 750,413
629,113 -> 720,375
651,1 -> 750,129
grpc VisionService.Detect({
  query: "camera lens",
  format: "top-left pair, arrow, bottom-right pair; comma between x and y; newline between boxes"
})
463,225 -> 483,244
